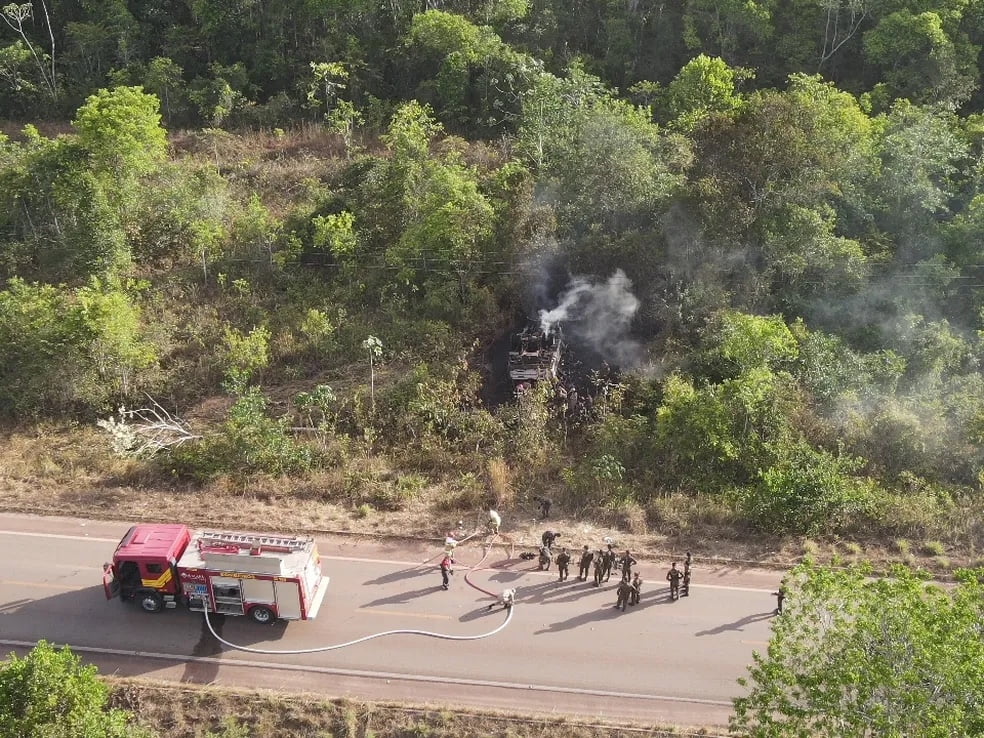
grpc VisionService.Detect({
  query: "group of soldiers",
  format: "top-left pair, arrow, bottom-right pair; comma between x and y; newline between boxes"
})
542,532 -> 694,611
446,509 -> 790,616
439,509 -> 695,612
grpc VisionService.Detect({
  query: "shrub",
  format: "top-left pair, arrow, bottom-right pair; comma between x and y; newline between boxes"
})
433,473 -> 485,512
486,457 -> 514,508
0,279 -> 156,417
0,640 -> 139,738
338,468 -> 425,512
609,499 -> 649,534
170,388 -> 316,479
734,439 -> 873,536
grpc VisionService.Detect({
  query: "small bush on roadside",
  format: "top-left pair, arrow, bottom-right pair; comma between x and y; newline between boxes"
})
168,388 -> 317,480
608,499 -> 649,534
562,454 -> 627,515
733,440 -> 874,535
487,457 -> 514,508
433,474 -> 485,512
859,483 -> 952,540
201,716 -> 250,738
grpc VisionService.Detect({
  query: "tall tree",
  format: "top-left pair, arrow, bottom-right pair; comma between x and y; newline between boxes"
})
732,563 -> 984,737
0,1 -> 57,102
873,101 -> 966,246
682,0 -> 775,68
863,9 -> 979,107
662,53 -> 750,130
0,130 -> 127,282
73,85 -> 168,187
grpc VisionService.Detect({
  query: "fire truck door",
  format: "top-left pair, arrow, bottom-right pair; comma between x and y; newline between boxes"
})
274,580 -> 301,619
210,577 -> 245,615
102,563 -> 120,600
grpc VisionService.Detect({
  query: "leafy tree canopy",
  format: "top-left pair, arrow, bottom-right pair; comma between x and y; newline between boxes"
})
732,563 -> 984,738
0,640 -> 144,738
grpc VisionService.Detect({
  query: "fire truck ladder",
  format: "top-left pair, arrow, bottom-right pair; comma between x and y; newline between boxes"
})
198,531 -> 309,552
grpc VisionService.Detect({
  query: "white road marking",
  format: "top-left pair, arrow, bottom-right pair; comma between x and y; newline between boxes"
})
361,609 -> 451,620
320,555 -> 778,593
0,529 -> 777,592
0,638 -> 734,707
688,583 -> 776,594
0,529 -> 119,543
1,580 -> 83,591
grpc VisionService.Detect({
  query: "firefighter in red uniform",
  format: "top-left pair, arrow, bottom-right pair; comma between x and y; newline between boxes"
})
440,554 -> 454,590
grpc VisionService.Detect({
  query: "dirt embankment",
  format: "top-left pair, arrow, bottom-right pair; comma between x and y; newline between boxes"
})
109,680 -> 718,738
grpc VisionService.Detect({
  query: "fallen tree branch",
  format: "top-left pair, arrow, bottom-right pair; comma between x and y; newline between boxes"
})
97,395 -> 201,457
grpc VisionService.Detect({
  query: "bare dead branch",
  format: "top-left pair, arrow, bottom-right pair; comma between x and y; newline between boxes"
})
97,395 -> 201,458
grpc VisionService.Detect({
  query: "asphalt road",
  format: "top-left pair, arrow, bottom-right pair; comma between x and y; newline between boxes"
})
0,513 -> 783,729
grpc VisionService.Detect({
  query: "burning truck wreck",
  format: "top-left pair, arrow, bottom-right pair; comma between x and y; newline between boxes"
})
507,323 -> 564,390
487,268 -> 639,403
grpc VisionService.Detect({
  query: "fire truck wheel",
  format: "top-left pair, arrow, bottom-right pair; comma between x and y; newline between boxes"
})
249,605 -> 275,624
138,591 -> 164,613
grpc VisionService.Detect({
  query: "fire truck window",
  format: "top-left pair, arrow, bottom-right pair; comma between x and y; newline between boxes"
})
119,561 -> 140,587
145,563 -> 164,574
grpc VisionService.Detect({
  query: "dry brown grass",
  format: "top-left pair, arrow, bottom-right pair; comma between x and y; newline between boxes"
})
109,679 -> 697,738
168,124 -> 348,216
487,456 -> 515,508
0,424 -> 980,578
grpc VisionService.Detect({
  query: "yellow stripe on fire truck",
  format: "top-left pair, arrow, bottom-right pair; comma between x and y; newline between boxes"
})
141,568 -> 173,589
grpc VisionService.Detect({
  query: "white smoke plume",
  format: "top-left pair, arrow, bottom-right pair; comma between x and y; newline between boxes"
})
539,270 -> 644,368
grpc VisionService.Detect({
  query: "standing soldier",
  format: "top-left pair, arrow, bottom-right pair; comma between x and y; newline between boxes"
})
556,547 -> 571,582
567,385 -> 579,418
578,546 -> 593,581
774,580 -> 787,615
619,550 -> 638,582
682,552 -> 692,597
440,554 -> 454,590
592,550 -> 605,586
629,572 -> 642,605
666,561 -> 683,600
533,495 -> 553,519
601,544 -> 616,582
541,529 -> 560,551
615,578 -> 632,611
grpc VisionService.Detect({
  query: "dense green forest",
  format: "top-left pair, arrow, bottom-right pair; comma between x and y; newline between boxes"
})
1,0 -> 983,546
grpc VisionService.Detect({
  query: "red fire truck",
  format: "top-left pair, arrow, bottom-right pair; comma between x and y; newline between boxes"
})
103,524 -> 328,623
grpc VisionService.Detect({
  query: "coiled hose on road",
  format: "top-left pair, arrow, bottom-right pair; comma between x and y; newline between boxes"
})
201,529 -> 513,654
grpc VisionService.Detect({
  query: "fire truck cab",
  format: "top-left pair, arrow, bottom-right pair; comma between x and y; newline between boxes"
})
104,524 -> 328,623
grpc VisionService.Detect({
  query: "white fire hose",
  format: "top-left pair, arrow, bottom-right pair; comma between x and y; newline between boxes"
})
200,528 -> 514,654
201,601 -> 514,655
